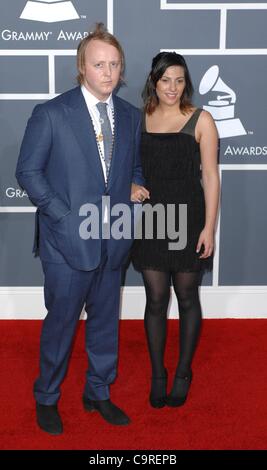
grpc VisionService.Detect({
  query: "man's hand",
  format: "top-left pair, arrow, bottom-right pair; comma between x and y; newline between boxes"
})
131,183 -> 150,202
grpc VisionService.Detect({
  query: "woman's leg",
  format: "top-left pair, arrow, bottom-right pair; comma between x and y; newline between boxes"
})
171,271 -> 202,377
142,269 -> 171,377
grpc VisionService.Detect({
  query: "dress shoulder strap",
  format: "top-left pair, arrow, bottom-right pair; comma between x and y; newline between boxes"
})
182,108 -> 203,137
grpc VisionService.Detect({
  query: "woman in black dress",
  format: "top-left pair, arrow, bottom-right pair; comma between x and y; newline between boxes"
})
131,52 -> 220,408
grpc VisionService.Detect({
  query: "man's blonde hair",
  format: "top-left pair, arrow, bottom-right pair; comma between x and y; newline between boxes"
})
76,22 -> 125,85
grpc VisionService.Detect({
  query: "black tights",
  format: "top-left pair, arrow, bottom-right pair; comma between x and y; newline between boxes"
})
142,270 -> 202,378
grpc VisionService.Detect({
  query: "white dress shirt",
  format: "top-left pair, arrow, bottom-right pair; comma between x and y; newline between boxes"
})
81,85 -> 114,223
81,85 -> 114,184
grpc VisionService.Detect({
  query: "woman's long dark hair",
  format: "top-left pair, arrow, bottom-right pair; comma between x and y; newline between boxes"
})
142,52 -> 194,115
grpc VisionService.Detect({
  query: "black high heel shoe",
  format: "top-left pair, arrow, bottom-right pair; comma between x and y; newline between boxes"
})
149,369 -> 168,408
165,370 -> 192,407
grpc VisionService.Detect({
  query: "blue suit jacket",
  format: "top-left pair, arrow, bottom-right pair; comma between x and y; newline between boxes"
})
16,86 -> 144,271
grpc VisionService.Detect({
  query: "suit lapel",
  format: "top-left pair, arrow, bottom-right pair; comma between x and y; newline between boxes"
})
107,95 -> 131,190
63,87 -> 105,187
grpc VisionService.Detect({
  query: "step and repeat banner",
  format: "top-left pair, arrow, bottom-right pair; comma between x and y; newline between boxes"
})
0,1 -> 267,317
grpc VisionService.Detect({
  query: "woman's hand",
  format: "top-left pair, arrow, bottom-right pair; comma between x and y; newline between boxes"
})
131,183 -> 150,202
196,227 -> 214,258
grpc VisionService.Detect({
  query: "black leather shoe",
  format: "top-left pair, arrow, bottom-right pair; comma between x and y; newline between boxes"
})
149,369 -> 168,408
165,370 -> 192,407
36,402 -> 63,435
83,397 -> 130,426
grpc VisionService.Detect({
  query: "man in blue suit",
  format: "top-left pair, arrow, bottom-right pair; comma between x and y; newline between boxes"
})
16,23 -> 149,434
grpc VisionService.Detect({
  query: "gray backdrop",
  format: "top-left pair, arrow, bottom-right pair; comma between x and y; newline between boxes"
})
0,0 -> 267,290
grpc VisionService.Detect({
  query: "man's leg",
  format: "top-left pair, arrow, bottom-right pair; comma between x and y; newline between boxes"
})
34,261 -> 93,405
82,263 -> 130,425
84,264 -> 122,400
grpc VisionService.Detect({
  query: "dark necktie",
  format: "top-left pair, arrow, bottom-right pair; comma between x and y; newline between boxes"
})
96,102 -> 113,177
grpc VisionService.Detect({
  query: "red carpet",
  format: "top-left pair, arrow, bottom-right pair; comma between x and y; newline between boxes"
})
0,319 -> 267,450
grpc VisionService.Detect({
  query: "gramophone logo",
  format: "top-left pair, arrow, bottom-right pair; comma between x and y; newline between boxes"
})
20,0 -> 79,23
199,65 -> 247,139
